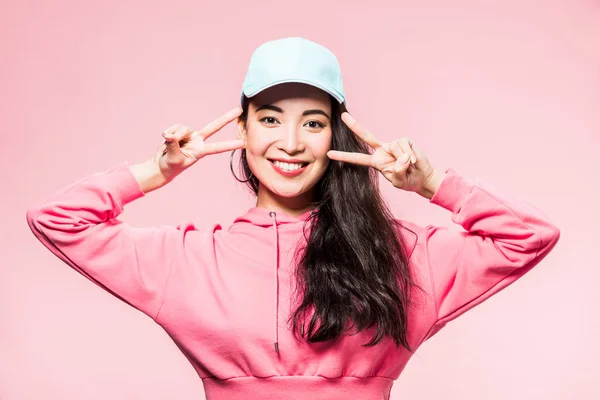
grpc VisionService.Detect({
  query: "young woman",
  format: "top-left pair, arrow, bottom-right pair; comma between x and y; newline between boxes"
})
26,37 -> 560,399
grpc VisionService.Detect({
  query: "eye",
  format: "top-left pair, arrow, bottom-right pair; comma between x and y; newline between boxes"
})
260,117 -> 279,125
305,120 -> 325,129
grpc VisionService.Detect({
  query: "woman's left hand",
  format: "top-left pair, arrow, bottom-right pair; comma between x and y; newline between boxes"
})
327,112 -> 443,199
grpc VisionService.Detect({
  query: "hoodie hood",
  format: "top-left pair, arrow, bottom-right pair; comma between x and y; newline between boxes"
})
232,206 -> 317,227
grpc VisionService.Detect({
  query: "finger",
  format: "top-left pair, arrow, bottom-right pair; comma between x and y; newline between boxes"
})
387,142 -> 410,171
162,126 -> 194,158
397,138 -> 417,164
203,139 -> 246,155
162,124 -> 182,137
163,132 -> 181,157
161,124 -> 183,142
172,126 -> 194,142
327,150 -> 373,167
341,112 -> 381,149
394,158 -> 410,175
199,107 -> 243,140
409,141 -> 427,167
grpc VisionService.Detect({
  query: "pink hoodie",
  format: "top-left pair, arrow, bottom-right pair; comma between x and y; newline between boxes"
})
26,162 -> 559,399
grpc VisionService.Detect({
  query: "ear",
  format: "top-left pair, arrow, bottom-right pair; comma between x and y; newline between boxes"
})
237,118 -> 247,141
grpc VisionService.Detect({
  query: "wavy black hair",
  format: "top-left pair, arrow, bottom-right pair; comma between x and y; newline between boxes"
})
236,94 -> 420,350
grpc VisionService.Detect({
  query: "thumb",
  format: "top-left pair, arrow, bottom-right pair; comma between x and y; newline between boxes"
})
160,131 -> 187,171
162,131 -> 182,159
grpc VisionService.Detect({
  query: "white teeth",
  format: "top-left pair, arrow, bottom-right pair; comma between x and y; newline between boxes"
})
273,160 -> 304,171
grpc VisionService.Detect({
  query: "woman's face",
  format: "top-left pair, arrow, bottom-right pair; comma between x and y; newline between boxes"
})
238,83 -> 333,211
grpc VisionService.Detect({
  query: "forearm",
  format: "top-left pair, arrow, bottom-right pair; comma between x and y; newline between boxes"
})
418,169 -> 444,200
129,158 -> 168,194
429,168 -> 560,258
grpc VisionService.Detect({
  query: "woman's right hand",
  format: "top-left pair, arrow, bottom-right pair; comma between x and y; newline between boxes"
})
155,107 -> 245,183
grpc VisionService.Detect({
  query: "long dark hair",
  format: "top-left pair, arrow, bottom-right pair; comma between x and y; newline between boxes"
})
237,94 -> 419,350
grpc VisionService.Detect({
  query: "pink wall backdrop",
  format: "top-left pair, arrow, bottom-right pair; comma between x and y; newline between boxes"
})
1,0 -> 598,398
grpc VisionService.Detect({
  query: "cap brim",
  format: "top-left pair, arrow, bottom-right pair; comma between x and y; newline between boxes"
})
242,78 -> 345,104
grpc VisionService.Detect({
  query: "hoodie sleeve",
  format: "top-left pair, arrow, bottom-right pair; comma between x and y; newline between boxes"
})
418,168 -> 560,339
25,162 -> 195,320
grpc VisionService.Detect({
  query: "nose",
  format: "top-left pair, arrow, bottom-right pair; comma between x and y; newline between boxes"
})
277,125 -> 305,154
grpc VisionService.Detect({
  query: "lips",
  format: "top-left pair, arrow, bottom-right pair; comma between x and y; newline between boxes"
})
268,159 -> 309,177
270,160 -> 308,171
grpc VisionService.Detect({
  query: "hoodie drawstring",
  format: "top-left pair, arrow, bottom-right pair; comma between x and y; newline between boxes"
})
269,211 -> 280,354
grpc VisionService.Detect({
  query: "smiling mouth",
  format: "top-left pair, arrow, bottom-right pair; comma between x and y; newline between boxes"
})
268,160 -> 309,172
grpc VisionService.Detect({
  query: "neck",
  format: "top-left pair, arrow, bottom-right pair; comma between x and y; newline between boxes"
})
255,184 -> 318,218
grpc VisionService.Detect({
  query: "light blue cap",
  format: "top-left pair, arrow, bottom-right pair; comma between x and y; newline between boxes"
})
241,37 -> 346,104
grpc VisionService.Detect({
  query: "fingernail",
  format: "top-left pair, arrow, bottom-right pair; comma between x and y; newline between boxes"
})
343,113 -> 355,125
402,153 -> 410,162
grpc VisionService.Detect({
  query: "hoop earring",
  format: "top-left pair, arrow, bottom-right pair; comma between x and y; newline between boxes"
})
230,148 -> 253,183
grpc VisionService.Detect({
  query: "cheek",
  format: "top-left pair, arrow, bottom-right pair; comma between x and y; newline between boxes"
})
244,128 -> 272,171
244,141 -> 261,173
309,132 -> 333,160
244,124 -> 269,155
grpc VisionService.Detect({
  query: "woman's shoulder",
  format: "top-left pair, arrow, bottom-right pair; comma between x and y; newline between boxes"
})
392,218 -> 428,259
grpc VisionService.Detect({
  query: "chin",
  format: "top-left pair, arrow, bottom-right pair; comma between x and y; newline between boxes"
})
269,185 -> 308,199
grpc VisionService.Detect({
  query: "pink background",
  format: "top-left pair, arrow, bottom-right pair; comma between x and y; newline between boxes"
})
1,0 -> 598,399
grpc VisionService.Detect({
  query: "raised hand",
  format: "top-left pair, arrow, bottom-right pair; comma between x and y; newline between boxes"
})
327,112 -> 442,198
155,107 -> 245,183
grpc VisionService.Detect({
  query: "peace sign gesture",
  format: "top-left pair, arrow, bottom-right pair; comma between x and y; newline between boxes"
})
327,113 -> 442,198
155,107 -> 245,183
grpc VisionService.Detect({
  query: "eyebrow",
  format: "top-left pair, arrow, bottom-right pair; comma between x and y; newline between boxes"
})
255,104 -> 331,120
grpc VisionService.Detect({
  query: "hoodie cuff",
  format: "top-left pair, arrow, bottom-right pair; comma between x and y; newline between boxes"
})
104,162 -> 146,207
429,168 -> 475,214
